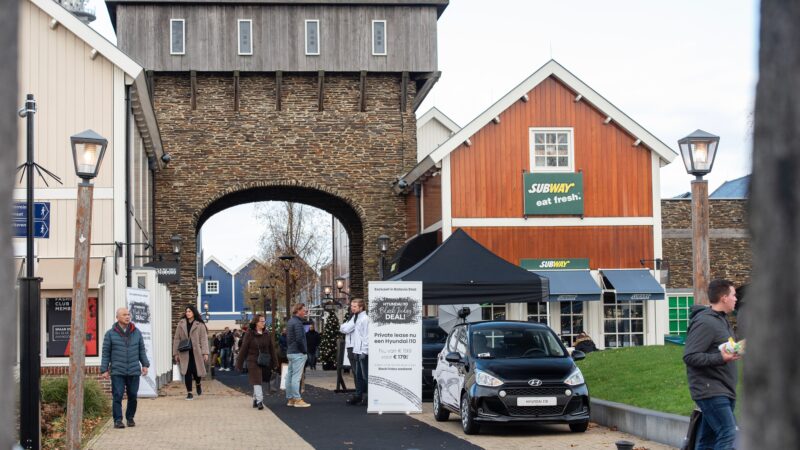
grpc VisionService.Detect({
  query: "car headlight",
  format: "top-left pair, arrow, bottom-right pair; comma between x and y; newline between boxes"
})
564,368 -> 585,386
475,370 -> 504,387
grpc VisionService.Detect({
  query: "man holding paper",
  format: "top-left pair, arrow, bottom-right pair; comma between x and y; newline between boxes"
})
684,279 -> 742,450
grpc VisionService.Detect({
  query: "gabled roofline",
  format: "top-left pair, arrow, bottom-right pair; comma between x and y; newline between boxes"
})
31,0 -> 164,166
427,59 -> 678,166
232,256 -> 266,276
204,256 -> 235,275
417,106 -> 460,133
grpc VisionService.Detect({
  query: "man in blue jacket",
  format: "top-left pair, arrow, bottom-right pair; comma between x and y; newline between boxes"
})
285,303 -> 310,408
100,307 -> 150,429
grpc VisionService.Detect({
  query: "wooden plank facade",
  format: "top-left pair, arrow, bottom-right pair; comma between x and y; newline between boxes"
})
111,2 -> 441,72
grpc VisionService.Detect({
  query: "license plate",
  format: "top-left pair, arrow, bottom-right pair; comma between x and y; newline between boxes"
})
517,397 -> 557,406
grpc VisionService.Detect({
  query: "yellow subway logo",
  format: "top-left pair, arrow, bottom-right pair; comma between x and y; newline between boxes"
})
527,182 -> 576,194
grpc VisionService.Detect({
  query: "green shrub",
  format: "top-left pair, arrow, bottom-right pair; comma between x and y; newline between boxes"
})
41,377 -> 110,417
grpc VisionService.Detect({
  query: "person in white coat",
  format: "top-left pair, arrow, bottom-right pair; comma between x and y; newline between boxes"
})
340,298 -> 369,405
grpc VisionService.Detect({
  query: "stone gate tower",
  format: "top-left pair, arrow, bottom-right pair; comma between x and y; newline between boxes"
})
106,0 -> 447,322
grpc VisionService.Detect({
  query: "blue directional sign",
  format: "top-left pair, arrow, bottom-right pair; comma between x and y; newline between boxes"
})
13,202 -> 50,238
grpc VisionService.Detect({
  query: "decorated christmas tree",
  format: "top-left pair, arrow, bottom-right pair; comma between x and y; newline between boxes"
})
319,310 -> 341,370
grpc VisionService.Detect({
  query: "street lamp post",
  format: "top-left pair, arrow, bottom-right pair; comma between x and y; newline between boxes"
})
66,130 -> 108,449
279,254 -> 295,320
203,301 -> 210,322
678,129 -> 720,305
377,234 -> 390,280
269,273 -> 278,339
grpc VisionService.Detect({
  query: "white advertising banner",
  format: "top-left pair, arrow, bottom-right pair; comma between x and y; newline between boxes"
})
367,281 -> 423,414
127,288 -> 157,398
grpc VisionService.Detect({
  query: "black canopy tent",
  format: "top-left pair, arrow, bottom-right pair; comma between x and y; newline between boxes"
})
388,228 -> 549,305
385,230 -> 439,279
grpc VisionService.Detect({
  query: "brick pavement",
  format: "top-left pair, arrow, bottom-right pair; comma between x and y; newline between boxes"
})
88,370 -> 676,450
86,379 -> 312,450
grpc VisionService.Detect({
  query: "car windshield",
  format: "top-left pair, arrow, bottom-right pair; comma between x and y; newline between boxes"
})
470,326 -> 566,359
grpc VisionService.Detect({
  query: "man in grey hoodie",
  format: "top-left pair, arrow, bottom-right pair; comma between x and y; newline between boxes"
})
683,279 -> 741,450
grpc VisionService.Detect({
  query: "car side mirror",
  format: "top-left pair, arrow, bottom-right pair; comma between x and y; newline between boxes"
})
571,350 -> 586,361
445,352 -> 463,364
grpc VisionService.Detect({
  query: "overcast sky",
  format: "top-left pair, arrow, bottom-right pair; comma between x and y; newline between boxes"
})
87,0 -> 759,269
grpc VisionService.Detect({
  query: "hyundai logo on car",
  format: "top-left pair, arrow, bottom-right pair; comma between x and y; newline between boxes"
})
528,379 -> 543,387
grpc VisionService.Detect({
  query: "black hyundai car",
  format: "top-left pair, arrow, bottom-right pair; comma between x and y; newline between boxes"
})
432,321 -> 590,435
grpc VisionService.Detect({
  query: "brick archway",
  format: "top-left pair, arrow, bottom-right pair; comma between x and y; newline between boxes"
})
151,72 -> 417,324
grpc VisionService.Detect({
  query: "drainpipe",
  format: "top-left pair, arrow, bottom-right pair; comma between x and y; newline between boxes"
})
125,85 -> 132,287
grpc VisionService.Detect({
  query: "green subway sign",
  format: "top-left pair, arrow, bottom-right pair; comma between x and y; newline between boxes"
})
523,172 -> 584,215
521,258 -> 590,270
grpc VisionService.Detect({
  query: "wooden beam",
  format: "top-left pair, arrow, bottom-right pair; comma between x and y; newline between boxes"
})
275,70 -> 282,111
359,71 -> 367,112
318,70 -> 325,111
190,71 -> 196,110
233,71 -> 240,112
412,71 -> 441,111
401,71 -> 409,112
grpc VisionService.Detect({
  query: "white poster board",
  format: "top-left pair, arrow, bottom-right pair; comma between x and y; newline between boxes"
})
127,288 -> 158,398
367,281 -> 423,414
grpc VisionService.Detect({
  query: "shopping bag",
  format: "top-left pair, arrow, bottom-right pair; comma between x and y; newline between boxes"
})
172,363 -> 183,382
269,371 -> 281,393
680,407 -> 703,450
280,363 -> 288,390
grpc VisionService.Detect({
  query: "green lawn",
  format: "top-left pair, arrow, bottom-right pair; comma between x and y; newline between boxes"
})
576,345 -> 697,416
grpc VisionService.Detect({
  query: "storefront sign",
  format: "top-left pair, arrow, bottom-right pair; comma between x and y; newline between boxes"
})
46,297 -> 98,358
144,260 -> 180,283
521,258 -> 590,270
523,173 -> 584,215
127,288 -> 158,397
368,281 -> 423,414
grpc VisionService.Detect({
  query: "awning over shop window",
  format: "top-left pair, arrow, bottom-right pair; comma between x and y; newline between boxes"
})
531,270 -> 601,302
386,231 -> 439,279
38,258 -> 104,290
600,269 -> 665,301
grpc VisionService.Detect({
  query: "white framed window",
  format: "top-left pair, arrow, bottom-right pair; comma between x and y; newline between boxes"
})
305,19 -> 320,55
603,296 -> 645,348
526,301 -> 549,325
205,280 -> 219,295
247,280 -> 256,292
560,301 -> 584,346
372,20 -> 387,56
529,127 -> 574,172
481,303 -> 506,321
170,19 -> 185,55
238,19 -> 253,55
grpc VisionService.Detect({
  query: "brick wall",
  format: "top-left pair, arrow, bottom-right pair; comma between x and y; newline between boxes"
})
151,73 -> 418,325
662,199 -> 752,289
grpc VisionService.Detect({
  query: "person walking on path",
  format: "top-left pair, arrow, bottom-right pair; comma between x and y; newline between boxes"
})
235,314 -> 279,410
286,304 -> 311,407
306,324 -> 321,370
220,327 -> 234,371
684,279 -> 742,450
100,307 -> 150,429
173,305 -> 210,400
340,298 -> 369,406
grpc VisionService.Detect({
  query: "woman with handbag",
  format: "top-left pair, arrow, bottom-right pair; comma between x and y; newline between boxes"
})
172,305 -> 209,400
235,314 -> 278,410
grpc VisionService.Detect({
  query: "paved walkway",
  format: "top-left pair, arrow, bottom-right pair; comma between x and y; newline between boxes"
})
88,369 -> 677,449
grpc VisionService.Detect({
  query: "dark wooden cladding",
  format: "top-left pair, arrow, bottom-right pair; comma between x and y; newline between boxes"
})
422,175 -> 441,228
404,193 -> 418,238
450,76 -> 653,219
462,226 -> 654,269
115,4 -> 439,72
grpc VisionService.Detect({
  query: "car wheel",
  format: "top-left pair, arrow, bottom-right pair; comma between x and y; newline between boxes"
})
569,421 -> 589,433
433,384 -> 450,421
460,393 -> 480,435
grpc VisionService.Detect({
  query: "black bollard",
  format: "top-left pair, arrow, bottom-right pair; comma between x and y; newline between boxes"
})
615,440 -> 634,450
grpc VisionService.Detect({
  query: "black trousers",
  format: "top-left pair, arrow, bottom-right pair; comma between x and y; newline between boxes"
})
184,350 -> 201,392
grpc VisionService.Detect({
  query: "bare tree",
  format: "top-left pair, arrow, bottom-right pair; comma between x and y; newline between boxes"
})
744,1 -> 800,448
0,0 -> 18,446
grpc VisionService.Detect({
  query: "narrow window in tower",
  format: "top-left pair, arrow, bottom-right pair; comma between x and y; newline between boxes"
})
238,19 -> 253,55
170,19 -> 185,55
372,20 -> 387,56
305,19 -> 320,55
